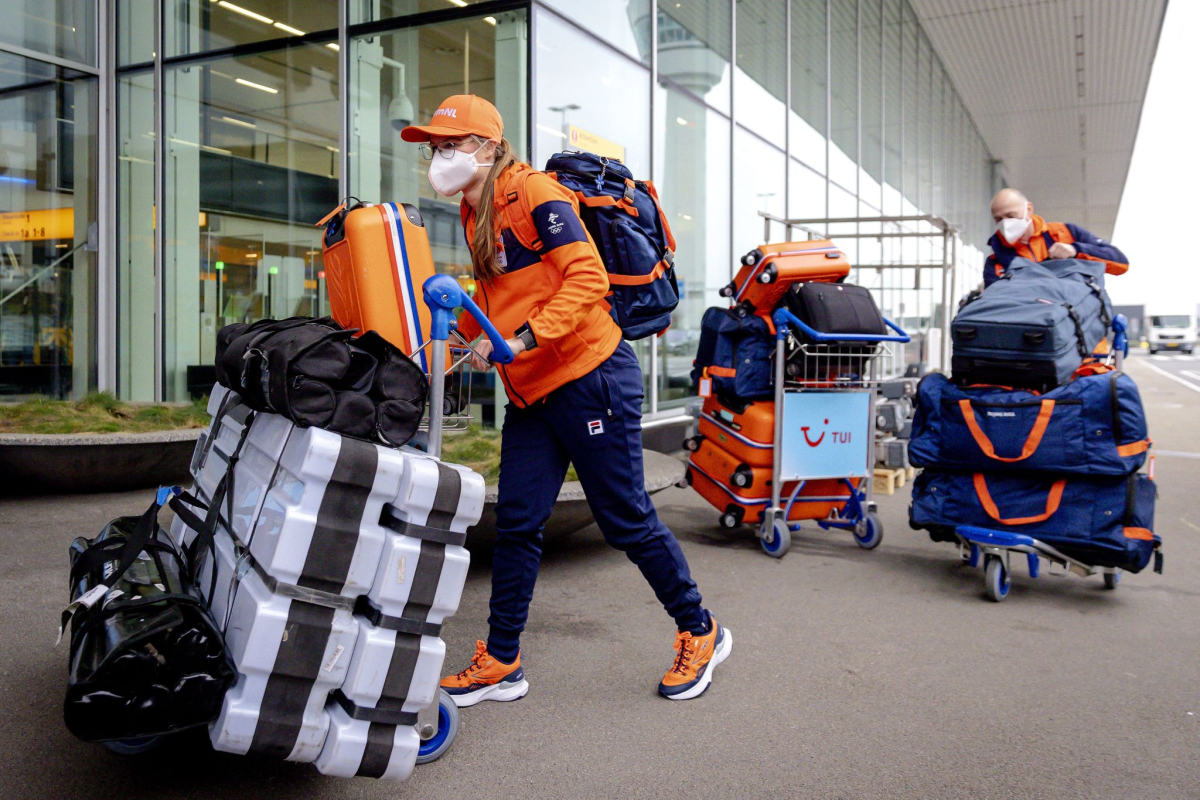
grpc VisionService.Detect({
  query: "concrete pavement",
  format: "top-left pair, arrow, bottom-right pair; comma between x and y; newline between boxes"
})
2,353 -> 1197,798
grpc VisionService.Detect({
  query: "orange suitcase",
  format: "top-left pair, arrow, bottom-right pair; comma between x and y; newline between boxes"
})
321,201 -> 438,373
688,395 -> 775,469
687,439 -> 860,527
721,240 -> 851,314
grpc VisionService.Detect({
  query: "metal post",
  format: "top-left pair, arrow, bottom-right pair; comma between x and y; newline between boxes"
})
767,332 -> 788,535
428,344 -> 446,460
153,0 -> 164,402
864,354 -> 877,513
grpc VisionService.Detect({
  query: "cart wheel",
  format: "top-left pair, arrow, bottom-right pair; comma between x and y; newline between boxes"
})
416,690 -> 460,765
760,520 -> 791,558
853,512 -> 884,550
1103,571 -> 1121,590
984,556 -> 1010,602
103,736 -> 162,756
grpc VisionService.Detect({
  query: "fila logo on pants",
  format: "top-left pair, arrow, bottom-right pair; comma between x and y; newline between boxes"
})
588,420 -> 605,436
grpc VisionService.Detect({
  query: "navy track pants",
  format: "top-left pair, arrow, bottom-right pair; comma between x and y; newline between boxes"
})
486,341 -> 706,662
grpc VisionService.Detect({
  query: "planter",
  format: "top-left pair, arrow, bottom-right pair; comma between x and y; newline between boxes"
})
0,430 -> 202,495
0,428 -> 687,549
466,450 -> 686,550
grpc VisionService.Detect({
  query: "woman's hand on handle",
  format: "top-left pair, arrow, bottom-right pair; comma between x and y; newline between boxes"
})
470,336 -> 525,371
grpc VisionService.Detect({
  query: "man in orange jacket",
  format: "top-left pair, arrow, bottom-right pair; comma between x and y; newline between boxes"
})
985,188 -> 1129,287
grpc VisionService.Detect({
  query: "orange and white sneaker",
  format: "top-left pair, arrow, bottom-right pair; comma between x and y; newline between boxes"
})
658,613 -> 732,701
440,640 -> 529,708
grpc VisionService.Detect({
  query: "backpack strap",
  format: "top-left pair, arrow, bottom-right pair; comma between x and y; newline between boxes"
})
642,180 -> 677,253
494,169 -> 544,254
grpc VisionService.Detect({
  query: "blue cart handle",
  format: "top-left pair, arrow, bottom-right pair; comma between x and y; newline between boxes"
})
1111,312 -> 1129,357
771,308 -> 911,343
422,274 -> 515,365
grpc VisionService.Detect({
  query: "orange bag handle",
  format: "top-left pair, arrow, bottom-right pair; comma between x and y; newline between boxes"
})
973,473 -> 1066,525
957,398 -> 1055,463
606,259 -> 669,286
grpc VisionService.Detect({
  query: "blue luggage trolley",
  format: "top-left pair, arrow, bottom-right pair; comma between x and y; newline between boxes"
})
947,314 -> 1137,602
758,308 -> 910,557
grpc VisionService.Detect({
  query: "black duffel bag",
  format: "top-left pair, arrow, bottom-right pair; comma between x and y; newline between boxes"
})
215,318 -> 429,446
62,488 -> 235,743
784,282 -> 887,344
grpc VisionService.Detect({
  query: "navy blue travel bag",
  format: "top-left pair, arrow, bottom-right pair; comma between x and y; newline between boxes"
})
910,469 -> 1159,572
545,152 -> 679,340
691,306 -> 774,401
909,369 -> 1149,476
951,258 -> 1112,391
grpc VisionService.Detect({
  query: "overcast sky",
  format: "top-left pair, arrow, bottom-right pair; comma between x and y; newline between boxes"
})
1109,0 -> 1200,311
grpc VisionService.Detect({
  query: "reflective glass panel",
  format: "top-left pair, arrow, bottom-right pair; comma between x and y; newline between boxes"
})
159,42 -> 339,400
0,52 -> 97,398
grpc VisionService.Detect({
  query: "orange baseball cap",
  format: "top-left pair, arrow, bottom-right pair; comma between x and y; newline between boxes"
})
400,94 -> 504,143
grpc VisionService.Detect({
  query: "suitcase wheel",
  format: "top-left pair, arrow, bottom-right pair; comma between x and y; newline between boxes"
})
719,506 -> 744,530
719,282 -> 736,298
683,435 -> 703,452
103,736 -> 162,756
741,249 -> 761,267
416,690 -> 460,765
1103,571 -> 1121,590
760,519 -> 791,558
984,555 -> 1011,602
731,465 -> 754,489
853,512 -> 884,550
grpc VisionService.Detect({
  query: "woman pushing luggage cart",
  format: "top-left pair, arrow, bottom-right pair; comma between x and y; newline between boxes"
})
400,94 -> 731,703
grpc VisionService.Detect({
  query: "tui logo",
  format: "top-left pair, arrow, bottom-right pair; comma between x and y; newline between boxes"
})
801,418 -> 851,447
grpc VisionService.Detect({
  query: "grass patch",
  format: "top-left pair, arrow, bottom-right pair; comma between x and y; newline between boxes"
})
440,425 -> 578,485
0,392 -> 211,435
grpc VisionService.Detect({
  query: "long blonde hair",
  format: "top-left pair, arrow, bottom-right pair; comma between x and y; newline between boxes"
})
471,136 -> 520,281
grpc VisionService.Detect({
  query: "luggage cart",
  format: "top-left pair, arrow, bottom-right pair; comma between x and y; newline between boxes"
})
947,314 -> 1136,602
411,275 -> 514,760
758,308 -> 910,557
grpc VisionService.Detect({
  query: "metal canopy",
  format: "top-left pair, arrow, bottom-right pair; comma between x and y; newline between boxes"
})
909,0 -> 1167,240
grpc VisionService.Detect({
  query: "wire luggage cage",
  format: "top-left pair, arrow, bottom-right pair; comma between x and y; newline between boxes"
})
411,328 -> 481,434
783,339 -> 894,389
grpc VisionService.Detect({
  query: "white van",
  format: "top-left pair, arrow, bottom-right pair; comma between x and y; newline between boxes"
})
1147,310 -> 1198,354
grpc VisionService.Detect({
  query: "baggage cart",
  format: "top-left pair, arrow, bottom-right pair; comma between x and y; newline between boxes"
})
943,314 -> 1149,602
756,307 -> 910,557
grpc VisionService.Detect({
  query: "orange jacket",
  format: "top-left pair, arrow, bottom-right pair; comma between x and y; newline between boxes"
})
984,214 -> 1129,287
456,162 -> 622,407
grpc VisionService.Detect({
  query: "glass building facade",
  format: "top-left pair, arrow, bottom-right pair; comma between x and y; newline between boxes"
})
1,0 -> 992,421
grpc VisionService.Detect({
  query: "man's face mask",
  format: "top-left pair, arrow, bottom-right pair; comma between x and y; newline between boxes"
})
997,214 -> 1030,246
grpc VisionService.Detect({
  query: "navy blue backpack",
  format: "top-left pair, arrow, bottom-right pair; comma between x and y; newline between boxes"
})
690,306 -> 775,402
545,152 -> 680,340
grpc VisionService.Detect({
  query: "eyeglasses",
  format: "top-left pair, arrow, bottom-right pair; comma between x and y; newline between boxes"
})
418,140 -> 475,160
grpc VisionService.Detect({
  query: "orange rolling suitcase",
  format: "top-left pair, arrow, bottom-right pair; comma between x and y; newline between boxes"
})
687,439 -> 860,528
320,201 -> 438,373
720,240 -> 851,314
688,395 -> 775,469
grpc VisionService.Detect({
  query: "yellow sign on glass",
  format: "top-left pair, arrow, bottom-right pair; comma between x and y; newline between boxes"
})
0,208 -> 74,242
567,125 -> 626,162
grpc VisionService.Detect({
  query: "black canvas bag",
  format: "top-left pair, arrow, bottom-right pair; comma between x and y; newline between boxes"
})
215,319 -> 428,446
62,489 -> 236,742
784,282 -> 887,343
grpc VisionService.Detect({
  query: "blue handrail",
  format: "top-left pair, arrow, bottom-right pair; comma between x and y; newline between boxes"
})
771,308 -> 911,344
422,274 -> 515,364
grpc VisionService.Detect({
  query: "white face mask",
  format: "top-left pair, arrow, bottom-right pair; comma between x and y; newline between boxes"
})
997,214 -> 1030,246
427,146 -> 492,196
